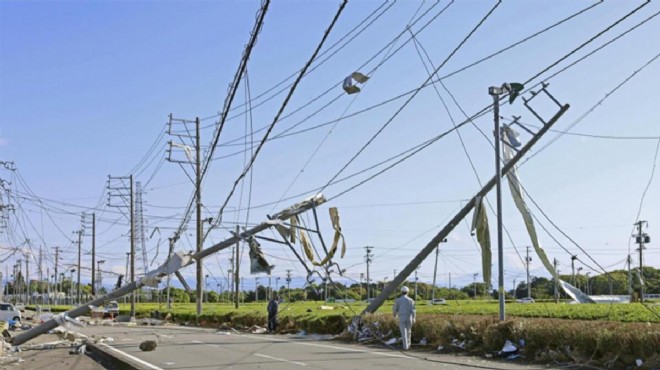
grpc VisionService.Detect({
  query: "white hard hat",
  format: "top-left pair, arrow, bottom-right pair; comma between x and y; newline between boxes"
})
401,286 -> 409,293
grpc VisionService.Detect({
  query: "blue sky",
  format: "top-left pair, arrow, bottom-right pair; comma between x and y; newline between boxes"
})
1,0 -> 659,295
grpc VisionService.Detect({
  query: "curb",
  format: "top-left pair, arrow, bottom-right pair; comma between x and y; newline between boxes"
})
87,341 -> 163,370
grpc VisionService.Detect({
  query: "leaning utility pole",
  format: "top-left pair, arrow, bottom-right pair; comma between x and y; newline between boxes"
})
364,246 -> 373,300
10,194 -> 325,346
634,220 -> 648,303
24,253 -> 30,305
363,84 -> 569,315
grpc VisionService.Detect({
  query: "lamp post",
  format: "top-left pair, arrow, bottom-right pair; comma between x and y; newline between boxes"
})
488,81 -> 524,321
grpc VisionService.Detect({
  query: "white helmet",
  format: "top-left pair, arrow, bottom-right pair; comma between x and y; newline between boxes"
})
401,286 -> 409,294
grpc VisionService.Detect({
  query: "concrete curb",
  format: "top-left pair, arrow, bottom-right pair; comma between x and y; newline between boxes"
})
87,341 -> 163,370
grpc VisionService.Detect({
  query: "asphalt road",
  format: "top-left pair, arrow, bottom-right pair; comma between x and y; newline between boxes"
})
77,325 -> 557,370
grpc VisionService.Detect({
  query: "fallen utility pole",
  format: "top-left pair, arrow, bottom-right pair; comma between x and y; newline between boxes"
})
363,98 -> 569,315
10,193 -> 326,346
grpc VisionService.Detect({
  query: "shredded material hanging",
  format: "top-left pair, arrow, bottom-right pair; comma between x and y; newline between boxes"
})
502,125 -> 558,277
471,196 -> 491,287
248,236 -> 273,274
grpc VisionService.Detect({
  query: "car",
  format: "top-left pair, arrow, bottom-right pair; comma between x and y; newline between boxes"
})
105,300 -> 119,317
14,303 -> 25,312
516,297 -> 535,304
0,303 -> 22,322
429,298 -> 447,305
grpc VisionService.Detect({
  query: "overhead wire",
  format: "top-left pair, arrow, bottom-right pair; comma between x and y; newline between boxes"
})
320,1 -> 502,194
268,0 -> 432,213
206,0 -> 349,240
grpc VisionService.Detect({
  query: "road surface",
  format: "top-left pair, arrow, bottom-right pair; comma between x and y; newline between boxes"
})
78,325 -> 556,370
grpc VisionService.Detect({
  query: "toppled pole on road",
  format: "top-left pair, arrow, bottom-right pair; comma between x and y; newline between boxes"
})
10,193 -> 327,346
363,93 -> 569,315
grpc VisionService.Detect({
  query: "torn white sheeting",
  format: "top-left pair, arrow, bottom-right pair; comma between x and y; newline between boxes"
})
559,280 -> 595,304
248,237 -> 273,274
501,125 -> 558,279
471,196 -> 491,287
342,72 -> 369,94
170,142 -> 194,163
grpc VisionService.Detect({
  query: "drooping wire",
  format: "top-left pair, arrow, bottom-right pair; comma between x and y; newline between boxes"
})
206,0 -> 350,240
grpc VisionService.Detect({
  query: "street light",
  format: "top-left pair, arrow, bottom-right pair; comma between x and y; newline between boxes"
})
488,81 -> 524,321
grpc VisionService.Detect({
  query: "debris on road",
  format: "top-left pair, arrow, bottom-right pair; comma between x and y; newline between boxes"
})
139,340 -> 158,351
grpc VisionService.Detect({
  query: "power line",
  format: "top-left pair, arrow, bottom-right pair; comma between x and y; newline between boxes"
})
206,0 -> 349,239
320,1 -> 502,194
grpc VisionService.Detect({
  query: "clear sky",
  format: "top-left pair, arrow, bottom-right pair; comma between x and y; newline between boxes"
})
1,0 -> 659,295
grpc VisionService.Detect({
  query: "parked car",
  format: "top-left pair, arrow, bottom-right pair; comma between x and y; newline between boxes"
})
14,303 -> 25,312
429,298 -> 447,305
516,297 -> 535,304
0,303 -> 22,322
105,300 -> 120,317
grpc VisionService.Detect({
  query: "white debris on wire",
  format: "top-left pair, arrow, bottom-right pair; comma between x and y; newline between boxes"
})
342,72 -> 369,94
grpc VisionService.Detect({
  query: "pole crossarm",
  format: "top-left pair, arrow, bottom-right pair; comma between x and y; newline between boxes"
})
363,101 -> 569,315
9,193 -> 326,346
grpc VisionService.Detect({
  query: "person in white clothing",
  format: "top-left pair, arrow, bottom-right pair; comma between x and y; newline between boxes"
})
392,286 -> 416,350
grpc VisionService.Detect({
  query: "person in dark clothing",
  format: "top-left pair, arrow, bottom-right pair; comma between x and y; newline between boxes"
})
267,294 -> 280,333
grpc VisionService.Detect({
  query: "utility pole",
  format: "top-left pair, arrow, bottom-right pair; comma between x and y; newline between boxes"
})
526,246 -> 532,298
364,246 -> 373,300
634,220 -> 648,303
107,174 -> 135,316
91,213 -> 96,296
97,260 -> 105,294
166,115 -> 204,318
25,253 -> 30,305
473,273 -> 478,299
360,272 -> 364,300
268,274 -> 272,301
255,277 -> 259,302
432,246 -> 440,301
166,238 -> 174,309
627,254 -> 633,298
448,273 -> 452,300
76,228 -> 82,305
235,226 -> 240,309
488,82 -> 524,321
53,247 -> 59,305
553,258 -> 559,303
585,272 -> 591,295
571,255 -> 577,285
286,270 -> 292,302
414,268 -> 419,299
194,117 -> 203,320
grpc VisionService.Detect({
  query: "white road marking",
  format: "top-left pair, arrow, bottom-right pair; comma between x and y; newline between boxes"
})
243,334 -> 414,359
190,339 -> 219,348
254,353 -> 307,366
97,343 -> 164,370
